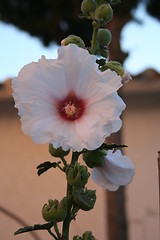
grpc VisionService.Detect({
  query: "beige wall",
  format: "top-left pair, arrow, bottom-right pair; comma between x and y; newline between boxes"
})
1,72 -> 160,240
0,81 -> 107,239
122,71 -> 160,240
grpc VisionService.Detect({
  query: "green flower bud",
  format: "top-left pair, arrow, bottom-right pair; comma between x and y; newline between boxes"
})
61,35 -> 85,49
49,144 -> 70,158
83,149 -> 106,168
97,28 -> 111,47
81,0 -> 96,16
66,162 -> 90,187
82,231 -> 96,240
95,4 -> 113,25
72,188 -> 96,211
42,197 -> 68,222
100,61 -> 125,76
73,236 -> 83,240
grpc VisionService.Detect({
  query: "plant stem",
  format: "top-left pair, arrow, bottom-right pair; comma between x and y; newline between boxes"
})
48,229 -> 58,240
90,21 -> 98,55
54,222 -> 61,239
60,156 -> 68,168
62,152 -> 80,240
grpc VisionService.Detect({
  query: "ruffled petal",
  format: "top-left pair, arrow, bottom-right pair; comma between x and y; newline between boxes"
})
12,44 -> 127,152
92,167 -> 119,191
91,150 -> 134,191
104,150 -> 135,186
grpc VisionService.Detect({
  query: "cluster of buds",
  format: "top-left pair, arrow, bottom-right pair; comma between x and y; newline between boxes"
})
81,0 -> 113,58
81,0 -> 113,26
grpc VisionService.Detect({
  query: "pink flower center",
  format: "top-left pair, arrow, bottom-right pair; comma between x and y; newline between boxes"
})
57,92 -> 86,121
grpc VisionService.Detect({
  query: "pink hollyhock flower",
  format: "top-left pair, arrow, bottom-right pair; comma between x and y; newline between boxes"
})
91,150 -> 134,191
12,44 -> 125,152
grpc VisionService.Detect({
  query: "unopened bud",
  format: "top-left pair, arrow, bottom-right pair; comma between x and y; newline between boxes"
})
82,231 -> 96,240
73,236 -> 83,240
83,149 -> 106,168
97,28 -> 111,47
49,144 -> 70,158
95,4 -> 113,26
61,35 -> 85,49
72,188 -> 96,211
81,0 -> 96,16
66,162 -> 90,187
42,197 -> 68,222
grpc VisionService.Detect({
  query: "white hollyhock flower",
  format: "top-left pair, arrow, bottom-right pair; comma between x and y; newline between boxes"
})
12,44 -> 125,152
91,150 -> 134,191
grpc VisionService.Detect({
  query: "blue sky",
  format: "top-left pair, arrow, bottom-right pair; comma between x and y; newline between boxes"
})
0,3 -> 160,82
121,3 -> 160,75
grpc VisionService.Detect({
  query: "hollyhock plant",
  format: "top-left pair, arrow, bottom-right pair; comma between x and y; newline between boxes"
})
13,1 -> 135,239
91,150 -> 135,191
12,44 -> 125,152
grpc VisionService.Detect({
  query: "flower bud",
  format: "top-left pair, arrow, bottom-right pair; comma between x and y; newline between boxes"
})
49,144 -> 70,158
61,35 -> 85,49
100,61 -> 125,76
95,4 -> 113,25
42,197 -> 68,222
72,188 -> 96,211
73,236 -> 83,240
83,149 -> 106,168
66,162 -> 90,187
97,29 -> 111,47
82,231 -> 96,240
81,0 -> 96,16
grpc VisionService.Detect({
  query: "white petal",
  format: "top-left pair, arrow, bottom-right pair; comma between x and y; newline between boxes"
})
104,150 -> 135,186
92,167 -> 119,191
12,44 -> 127,152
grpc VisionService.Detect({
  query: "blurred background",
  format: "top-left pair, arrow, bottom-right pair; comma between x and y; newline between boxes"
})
0,0 -> 160,239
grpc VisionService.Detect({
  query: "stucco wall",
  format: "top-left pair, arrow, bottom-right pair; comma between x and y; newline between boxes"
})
1,72 -> 160,240
0,81 -> 107,240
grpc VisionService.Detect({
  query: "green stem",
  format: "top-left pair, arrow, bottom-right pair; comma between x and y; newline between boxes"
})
60,156 -> 68,168
48,229 -> 58,240
90,21 -> 99,55
62,152 -> 80,240
54,222 -> 61,239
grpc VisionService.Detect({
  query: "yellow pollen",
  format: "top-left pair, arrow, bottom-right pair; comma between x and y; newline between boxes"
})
64,103 -> 76,116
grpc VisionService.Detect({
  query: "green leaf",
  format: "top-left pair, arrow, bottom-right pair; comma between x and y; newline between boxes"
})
99,143 -> 128,150
37,161 -> 59,176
